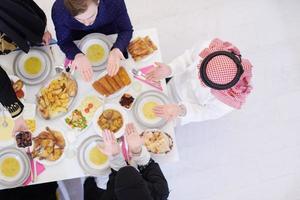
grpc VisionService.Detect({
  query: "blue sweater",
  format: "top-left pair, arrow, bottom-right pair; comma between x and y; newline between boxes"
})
51,0 -> 133,60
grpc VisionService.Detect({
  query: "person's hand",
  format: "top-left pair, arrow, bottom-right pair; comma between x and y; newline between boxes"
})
97,129 -> 120,157
125,123 -> 143,154
145,62 -> 172,81
107,48 -> 125,77
42,31 -> 52,46
12,116 -> 28,137
153,104 -> 181,121
72,53 -> 93,82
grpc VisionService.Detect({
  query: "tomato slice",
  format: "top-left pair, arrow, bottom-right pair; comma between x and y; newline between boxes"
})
88,103 -> 93,109
84,108 -> 90,113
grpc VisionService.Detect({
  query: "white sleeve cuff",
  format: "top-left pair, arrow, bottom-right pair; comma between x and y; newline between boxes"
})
109,153 -> 127,171
131,146 -> 151,166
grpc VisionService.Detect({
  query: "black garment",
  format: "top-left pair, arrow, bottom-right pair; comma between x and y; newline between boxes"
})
0,0 -> 47,54
84,161 -> 169,200
0,66 -> 24,118
0,182 -> 58,200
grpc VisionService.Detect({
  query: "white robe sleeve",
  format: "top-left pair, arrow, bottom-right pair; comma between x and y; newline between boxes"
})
179,99 -> 235,126
168,40 -> 211,76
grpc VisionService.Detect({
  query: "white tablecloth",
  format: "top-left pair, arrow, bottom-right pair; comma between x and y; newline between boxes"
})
0,28 -> 179,189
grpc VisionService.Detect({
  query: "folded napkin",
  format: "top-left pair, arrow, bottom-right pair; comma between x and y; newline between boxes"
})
134,65 -> 163,91
23,160 -> 45,186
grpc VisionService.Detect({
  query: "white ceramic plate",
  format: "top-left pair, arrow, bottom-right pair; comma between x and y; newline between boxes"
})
93,103 -> 128,139
81,39 -> 109,66
77,135 -> 110,176
14,48 -> 52,85
133,90 -> 169,129
78,33 -> 113,71
0,147 -> 30,187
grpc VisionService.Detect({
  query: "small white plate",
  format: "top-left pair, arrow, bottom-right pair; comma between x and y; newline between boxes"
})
93,103 -> 128,139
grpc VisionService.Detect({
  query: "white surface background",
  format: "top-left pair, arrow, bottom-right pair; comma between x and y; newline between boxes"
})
8,0 -> 300,199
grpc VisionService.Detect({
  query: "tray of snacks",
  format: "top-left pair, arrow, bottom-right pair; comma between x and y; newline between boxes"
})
31,127 -> 67,166
128,36 -> 158,62
92,67 -> 132,100
64,95 -> 102,133
141,130 -> 173,154
36,72 -> 78,120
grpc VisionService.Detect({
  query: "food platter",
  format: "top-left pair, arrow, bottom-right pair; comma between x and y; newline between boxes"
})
36,72 -> 78,120
141,130 -> 173,154
93,103 -> 128,139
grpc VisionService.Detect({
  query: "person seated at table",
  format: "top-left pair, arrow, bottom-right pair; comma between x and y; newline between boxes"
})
84,124 -> 170,200
0,0 -> 53,134
0,182 -> 58,200
0,0 -> 52,55
51,0 -> 133,81
146,38 -> 253,126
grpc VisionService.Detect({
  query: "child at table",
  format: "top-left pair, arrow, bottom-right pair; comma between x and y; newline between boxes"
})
146,38 -> 253,126
51,0 -> 133,81
84,124 -> 170,200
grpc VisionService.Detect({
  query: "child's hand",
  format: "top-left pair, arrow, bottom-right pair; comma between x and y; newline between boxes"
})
125,123 -> 143,154
42,31 -> 52,46
107,48 -> 124,77
97,129 -> 121,157
145,62 -> 172,81
72,53 -> 93,82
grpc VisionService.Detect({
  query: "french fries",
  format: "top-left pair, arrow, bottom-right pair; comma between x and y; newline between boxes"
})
37,73 -> 77,119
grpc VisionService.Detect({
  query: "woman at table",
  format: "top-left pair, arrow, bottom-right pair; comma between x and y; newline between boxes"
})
0,0 -> 53,134
0,0 -> 52,55
146,38 -> 253,126
51,0 -> 133,81
84,124 -> 170,200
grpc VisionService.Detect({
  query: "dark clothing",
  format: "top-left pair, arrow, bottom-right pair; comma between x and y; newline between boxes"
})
0,182 -> 58,200
84,162 -> 169,200
0,0 -> 47,54
0,66 -> 24,118
51,0 -> 133,60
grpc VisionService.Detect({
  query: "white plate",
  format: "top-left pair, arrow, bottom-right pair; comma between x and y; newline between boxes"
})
78,33 -> 113,71
93,103 -> 128,139
64,95 -> 102,135
94,69 -> 133,100
77,135 -> 110,176
0,147 -> 30,187
81,39 -> 109,66
133,90 -> 169,129
13,48 -> 52,85
9,75 -> 27,101
31,128 -> 68,166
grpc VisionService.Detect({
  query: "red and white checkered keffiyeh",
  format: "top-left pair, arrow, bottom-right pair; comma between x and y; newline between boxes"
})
198,38 -> 253,109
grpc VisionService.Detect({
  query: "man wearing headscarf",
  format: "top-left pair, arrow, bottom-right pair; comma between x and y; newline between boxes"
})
146,38 -> 253,126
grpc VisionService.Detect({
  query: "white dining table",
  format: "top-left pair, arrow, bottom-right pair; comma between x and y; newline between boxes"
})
0,28 -> 179,189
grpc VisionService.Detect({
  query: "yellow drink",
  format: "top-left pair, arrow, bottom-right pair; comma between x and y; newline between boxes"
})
1,157 -> 20,178
143,101 -> 158,120
86,44 -> 105,63
24,57 -> 42,75
89,146 -> 108,166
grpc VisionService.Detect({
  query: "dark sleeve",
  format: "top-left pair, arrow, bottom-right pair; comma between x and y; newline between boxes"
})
22,0 -> 47,25
138,159 -> 170,200
111,0 -> 133,53
100,170 -> 117,199
0,66 -> 24,118
51,3 -> 81,60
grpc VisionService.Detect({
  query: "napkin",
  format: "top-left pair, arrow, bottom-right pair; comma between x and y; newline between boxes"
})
23,160 -> 45,186
133,65 -> 163,91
